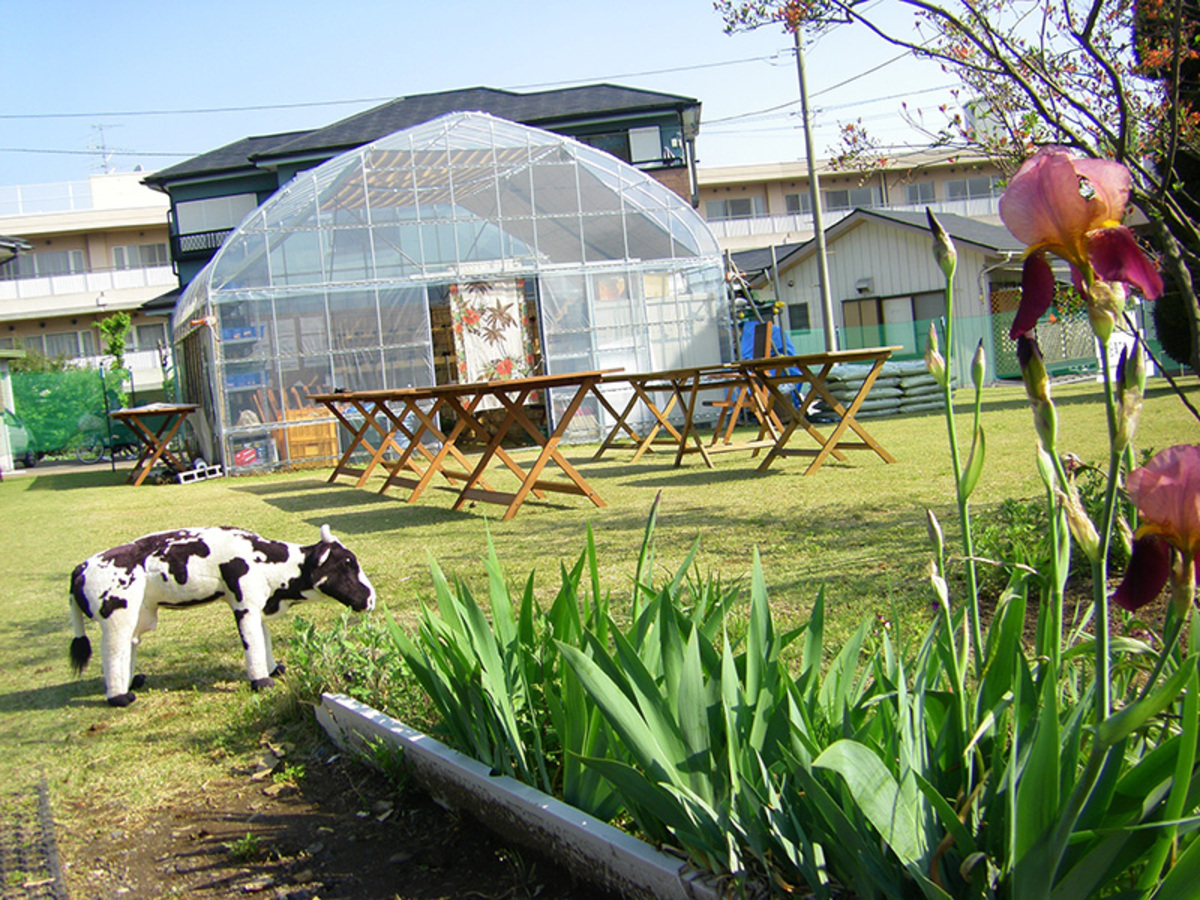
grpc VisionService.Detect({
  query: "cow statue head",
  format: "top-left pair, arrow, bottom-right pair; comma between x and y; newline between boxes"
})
307,524 -> 376,612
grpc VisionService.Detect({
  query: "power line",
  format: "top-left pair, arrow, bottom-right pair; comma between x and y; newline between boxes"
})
0,146 -> 193,157
704,83 -> 958,130
505,54 -> 787,90
0,96 -> 391,121
0,55 -> 784,122
0,45 -> 959,162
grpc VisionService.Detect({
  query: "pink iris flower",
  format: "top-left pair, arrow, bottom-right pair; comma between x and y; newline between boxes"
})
999,147 -> 1163,339
1112,445 -> 1200,611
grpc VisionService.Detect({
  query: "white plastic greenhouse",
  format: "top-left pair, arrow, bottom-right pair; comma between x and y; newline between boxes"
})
172,112 -> 731,472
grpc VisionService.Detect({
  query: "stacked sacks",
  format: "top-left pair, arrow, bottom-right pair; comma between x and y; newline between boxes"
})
813,359 -> 954,420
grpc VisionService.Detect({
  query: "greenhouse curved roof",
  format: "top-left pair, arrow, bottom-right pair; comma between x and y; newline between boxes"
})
178,112 -> 721,324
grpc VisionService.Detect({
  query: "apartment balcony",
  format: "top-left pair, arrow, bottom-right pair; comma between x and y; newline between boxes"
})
0,266 -> 178,320
705,196 -> 1001,246
171,228 -> 235,262
75,348 -> 169,391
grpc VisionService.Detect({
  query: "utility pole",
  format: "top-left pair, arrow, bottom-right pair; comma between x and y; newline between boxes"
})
793,26 -> 837,351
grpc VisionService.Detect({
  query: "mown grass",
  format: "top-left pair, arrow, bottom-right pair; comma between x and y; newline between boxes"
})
0,378 -> 1196,853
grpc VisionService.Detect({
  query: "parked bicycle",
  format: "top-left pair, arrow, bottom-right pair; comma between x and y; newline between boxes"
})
74,431 -> 140,464
73,414 -> 140,464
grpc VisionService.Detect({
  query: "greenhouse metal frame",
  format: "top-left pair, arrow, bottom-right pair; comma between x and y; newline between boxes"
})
173,112 -> 730,471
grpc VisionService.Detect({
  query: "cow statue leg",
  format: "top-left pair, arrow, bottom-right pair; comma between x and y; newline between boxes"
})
233,607 -> 275,691
261,620 -> 285,678
128,602 -> 158,691
99,603 -> 140,707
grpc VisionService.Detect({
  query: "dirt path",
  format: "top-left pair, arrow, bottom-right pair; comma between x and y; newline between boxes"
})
51,732 -> 620,900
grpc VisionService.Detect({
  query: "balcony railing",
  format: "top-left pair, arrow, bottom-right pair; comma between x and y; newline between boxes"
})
0,181 -> 94,217
0,265 -> 177,303
172,228 -> 235,261
704,196 -> 1001,241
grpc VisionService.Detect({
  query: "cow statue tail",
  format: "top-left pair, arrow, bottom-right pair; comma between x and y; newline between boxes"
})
69,562 -> 92,676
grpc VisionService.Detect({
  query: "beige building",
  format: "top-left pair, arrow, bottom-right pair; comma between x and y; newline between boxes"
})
0,172 -> 175,393
697,150 -> 1005,252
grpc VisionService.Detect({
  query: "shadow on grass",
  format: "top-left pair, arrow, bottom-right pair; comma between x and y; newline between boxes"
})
0,653 -> 259,713
230,476 -> 336,496
0,675 -> 103,712
20,470 -> 130,491
234,483 -> 396,516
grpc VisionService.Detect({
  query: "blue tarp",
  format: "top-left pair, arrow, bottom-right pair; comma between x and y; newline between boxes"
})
739,321 -> 802,408
739,321 -> 796,359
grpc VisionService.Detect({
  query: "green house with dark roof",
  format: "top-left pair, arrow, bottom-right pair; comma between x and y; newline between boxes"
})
144,84 -> 702,287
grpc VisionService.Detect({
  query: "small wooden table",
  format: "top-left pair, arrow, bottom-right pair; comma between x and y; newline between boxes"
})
310,370 -> 611,520
590,347 -> 900,475
109,403 -> 198,486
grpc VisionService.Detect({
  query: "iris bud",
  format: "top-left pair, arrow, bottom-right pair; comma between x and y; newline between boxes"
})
1058,486 -> 1101,563
927,208 -> 957,281
1114,342 -> 1146,452
926,322 -> 947,386
1018,335 -> 1058,452
971,340 -> 985,390
1086,280 -> 1125,343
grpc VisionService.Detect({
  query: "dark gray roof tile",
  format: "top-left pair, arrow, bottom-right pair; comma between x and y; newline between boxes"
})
147,84 -> 699,185
257,84 -> 698,161
143,131 -> 312,185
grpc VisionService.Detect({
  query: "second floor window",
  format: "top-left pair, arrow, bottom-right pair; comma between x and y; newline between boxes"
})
175,194 -> 258,235
705,196 -> 766,221
45,330 -> 96,360
123,321 -> 167,352
824,186 -> 880,211
906,182 -> 936,204
785,192 -> 812,215
0,248 -> 86,281
945,175 -> 1001,201
113,243 -> 169,269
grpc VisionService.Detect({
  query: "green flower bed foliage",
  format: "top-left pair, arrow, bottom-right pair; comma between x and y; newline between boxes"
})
972,459 -> 1133,597
288,496 -> 1196,897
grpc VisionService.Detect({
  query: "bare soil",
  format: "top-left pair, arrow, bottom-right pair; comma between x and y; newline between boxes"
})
54,730 -> 621,900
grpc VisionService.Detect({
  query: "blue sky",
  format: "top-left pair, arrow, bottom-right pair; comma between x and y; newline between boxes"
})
0,1 -> 958,188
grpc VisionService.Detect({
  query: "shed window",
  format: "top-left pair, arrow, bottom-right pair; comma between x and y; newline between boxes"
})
787,303 -> 811,331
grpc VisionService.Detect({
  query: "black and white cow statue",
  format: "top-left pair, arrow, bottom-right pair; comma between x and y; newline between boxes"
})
69,524 -> 376,707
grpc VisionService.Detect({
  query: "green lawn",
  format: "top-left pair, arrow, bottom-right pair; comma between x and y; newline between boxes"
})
1,377 -> 1196,845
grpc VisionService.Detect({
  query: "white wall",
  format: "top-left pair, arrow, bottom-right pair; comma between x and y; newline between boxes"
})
776,218 -> 1000,382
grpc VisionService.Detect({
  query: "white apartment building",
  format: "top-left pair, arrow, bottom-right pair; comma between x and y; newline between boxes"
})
0,172 -> 175,394
697,150 -> 1005,252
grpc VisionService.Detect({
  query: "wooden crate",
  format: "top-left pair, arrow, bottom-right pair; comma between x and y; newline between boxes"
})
276,408 -> 338,468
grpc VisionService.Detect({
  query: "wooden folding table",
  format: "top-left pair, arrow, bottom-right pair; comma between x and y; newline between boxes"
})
311,370 -> 610,520
592,365 -> 784,468
109,403 -> 198,486
734,346 -> 900,474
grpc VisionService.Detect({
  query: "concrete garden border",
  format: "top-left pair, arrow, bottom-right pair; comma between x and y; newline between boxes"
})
316,693 -> 720,900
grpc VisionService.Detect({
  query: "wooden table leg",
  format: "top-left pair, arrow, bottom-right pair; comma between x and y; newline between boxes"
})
671,375 -> 715,468
800,358 -> 897,474
629,384 -> 683,463
455,380 -> 606,520
380,395 -> 498,501
592,387 -> 648,460
125,412 -> 190,486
